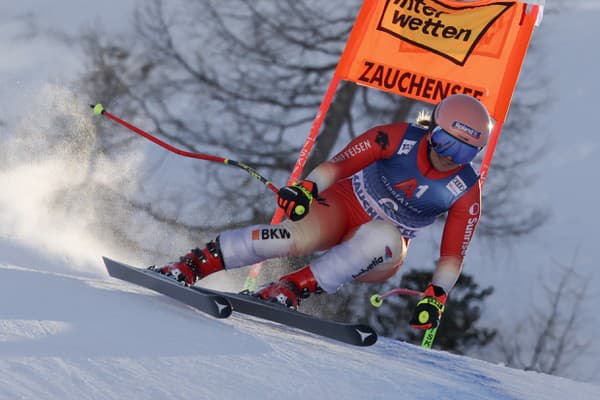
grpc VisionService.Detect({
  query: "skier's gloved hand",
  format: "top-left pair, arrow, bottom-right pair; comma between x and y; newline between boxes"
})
277,180 -> 318,221
409,283 -> 447,330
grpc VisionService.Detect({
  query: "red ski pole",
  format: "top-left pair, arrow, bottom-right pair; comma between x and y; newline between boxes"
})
369,287 -> 439,348
90,104 -> 279,194
369,288 -> 423,307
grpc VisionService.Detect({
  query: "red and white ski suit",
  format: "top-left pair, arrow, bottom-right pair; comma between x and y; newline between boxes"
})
219,123 -> 482,293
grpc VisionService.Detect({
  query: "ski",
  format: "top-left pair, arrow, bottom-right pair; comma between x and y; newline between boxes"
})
196,286 -> 377,346
103,257 -> 377,346
103,257 -> 232,319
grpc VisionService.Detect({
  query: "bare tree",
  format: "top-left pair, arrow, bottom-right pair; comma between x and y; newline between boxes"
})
498,259 -> 592,377
77,0 -> 547,248
78,0 -> 361,235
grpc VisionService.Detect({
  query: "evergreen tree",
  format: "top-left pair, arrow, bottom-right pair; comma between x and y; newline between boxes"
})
309,268 -> 496,354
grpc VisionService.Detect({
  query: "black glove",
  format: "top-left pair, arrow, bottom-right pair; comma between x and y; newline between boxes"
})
276,180 -> 318,221
409,283 -> 447,330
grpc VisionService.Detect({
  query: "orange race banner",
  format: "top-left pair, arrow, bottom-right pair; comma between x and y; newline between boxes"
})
243,0 -> 543,289
335,0 -> 542,122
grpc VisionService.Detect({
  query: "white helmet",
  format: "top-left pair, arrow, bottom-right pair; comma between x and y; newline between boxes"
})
430,94 -> 493,164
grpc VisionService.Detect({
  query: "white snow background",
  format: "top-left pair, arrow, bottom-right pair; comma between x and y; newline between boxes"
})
0,1 -> 599,399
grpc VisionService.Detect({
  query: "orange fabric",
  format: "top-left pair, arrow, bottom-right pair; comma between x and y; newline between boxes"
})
335,0 -> 541,122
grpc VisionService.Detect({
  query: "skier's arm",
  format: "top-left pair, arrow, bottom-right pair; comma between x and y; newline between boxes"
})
433,182 -> 482,292
305,124 -> 408,192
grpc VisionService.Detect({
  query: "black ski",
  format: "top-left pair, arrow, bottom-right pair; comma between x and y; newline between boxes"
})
192,286 -> 378,347
103,257 -> 232,319
103,257 -> 377,346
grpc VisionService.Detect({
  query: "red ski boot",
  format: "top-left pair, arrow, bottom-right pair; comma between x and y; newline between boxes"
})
255,266 -> 321,308
151,240 -> 225,285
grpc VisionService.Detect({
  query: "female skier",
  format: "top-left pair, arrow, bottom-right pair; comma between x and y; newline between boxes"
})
154,93 -> 492,330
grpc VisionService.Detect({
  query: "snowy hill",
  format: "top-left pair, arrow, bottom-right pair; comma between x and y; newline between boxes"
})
0,246 -> 598,399
2,1 -> 600,398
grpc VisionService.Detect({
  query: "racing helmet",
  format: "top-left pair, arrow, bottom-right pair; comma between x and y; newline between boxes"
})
429,94 -> 493,164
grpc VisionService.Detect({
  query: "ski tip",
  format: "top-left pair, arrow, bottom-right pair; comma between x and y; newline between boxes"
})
102,256 -> 124,277
102,256 -> 117,265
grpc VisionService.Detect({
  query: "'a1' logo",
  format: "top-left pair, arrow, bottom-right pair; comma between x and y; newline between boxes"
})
395,178 -> 429,199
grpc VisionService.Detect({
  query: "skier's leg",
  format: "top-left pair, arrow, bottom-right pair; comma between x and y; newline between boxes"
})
155,182 -> 354,285
219,200 -> 348,269
257,219 -> 407,307
310,219 -> 407,293
354,236 -> 410,283
219,180 -> 359,269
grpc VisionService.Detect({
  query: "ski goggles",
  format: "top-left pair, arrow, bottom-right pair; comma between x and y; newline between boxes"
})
430,126 -> 479,165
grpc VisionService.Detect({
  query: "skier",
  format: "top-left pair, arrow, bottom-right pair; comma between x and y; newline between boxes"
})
154,93 -> 491,330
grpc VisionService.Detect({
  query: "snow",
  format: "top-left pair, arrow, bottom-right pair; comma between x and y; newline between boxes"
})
0,257 -> 598,400
1,1 -> 600,398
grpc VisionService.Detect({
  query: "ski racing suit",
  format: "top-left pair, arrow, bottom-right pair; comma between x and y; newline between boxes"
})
218,123 -> 482,293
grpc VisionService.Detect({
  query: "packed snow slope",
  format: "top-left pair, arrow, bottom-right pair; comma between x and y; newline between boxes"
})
1,1 -> 600,399
0,243 -> 597,400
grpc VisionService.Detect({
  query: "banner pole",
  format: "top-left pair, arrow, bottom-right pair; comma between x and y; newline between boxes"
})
243,75 -> 342,291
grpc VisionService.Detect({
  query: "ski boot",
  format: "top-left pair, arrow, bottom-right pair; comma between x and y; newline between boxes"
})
151,240 -> 225,286
255,266 -> 321,309
409,283 -> 447,330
